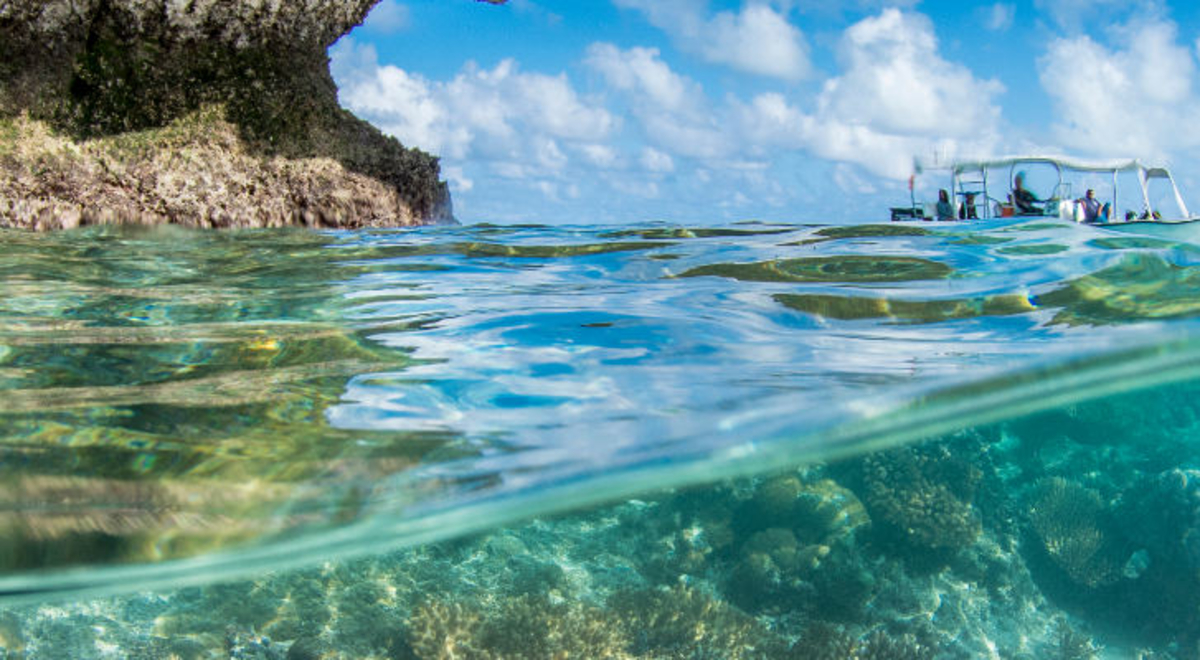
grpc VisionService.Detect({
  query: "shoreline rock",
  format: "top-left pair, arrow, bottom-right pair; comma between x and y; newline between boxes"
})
0,0 -> 501,230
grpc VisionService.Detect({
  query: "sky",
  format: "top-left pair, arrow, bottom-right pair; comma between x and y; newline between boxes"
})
329,0 -> 1200,225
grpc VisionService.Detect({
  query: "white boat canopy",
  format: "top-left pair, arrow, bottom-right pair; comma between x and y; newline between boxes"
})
907,154 -> 1193,222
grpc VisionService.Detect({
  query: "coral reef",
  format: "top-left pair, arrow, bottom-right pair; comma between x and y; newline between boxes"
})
782,623 -> 936,660
860,443 -> 983,551
0,0 -> 508,228
1025,477 -> 1122,589
705,473 -> 875,617
1054,619 -> 1102,660
1107,468 -> 1200,641
1,394 -> 1197,659
608,584 -> 778,659
402,585 -> 777,660
405,600 -> 488,660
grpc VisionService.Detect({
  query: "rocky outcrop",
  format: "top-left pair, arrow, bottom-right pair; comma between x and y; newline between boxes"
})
0,0 -> 503,229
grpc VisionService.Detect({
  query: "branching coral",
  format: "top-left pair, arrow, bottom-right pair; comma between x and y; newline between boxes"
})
861,444 -> 982,550
1026,478 -> 1120,588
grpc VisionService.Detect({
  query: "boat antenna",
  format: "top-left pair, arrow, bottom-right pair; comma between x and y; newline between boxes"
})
909,158 -> 922,216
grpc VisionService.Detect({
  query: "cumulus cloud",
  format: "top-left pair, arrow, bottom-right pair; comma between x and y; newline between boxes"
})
1033,0 -> 1139,30
613,0 -> 811,81
984,3 -> 1015,31
585,43 -> 733,160
331,38 -> 614,170
1038,19 -> 1200,158
821,10 -> 1002,138
640,147 -> 675,173
775,0 -> 919,15
360,0 -> 410,34
739,9 -> 1004,179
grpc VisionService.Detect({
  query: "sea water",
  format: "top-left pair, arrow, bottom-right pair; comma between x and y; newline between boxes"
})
1,220 -> 1199,658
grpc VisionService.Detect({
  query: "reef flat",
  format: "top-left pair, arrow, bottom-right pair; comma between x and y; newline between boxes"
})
0,0 -> 502,229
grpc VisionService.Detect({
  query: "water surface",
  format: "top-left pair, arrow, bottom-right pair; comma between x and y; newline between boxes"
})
2,219 -> 1200,657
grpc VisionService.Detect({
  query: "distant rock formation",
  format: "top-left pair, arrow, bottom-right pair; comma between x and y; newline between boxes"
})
0,0 -> 503,229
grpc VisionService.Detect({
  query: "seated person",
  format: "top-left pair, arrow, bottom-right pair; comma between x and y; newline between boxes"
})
1078,189 -> 1102,223
1011,172 -> 1042,215
936,189 -> 955,221
959,192 -> 978,219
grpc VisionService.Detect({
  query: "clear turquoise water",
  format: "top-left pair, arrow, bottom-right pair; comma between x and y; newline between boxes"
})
2,220 -> 1200,657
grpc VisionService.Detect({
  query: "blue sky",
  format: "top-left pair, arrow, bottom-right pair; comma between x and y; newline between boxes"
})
330,0 -> 1200,225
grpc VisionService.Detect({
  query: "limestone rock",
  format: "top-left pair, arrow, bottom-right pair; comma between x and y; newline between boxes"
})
0,0 -> 507,229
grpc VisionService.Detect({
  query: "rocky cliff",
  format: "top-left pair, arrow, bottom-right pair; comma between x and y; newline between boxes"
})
0,0 -> 499,229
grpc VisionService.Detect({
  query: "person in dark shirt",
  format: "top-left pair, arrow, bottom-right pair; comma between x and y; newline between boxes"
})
1012,172 -> 1041,215
1079,189 -> 1102,223
959,192 -> 978,219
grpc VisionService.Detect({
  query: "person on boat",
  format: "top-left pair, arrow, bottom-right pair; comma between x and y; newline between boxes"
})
959,192 -> 978,219
1011,172 -> 1042,215
936,189 -> 956,221
1079,189 -> 1103,223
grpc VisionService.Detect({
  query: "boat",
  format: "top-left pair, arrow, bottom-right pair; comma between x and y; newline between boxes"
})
891,155 -> 1200,236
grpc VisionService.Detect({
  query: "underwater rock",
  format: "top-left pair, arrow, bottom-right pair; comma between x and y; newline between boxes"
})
0,0 -> 509,229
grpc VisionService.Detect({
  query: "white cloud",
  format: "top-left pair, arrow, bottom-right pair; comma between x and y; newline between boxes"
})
585,44 -> 699,115
821,10 -> 1002,138
585,43 -> 733,160
1038,19 -> 1200,158
640,147 -> 675,173
360,0 -> 410,34
984,3 -> 1015,31
443,166 -> 474,193
328,7 -> 1016,221
331,38 -> 614,169
613,0 -> 811,81
833,163 -> 878,195
732,92 -> 809,153
775,0 -> 919,14
610,178 -> 661,198
1033,0 -> 1137,30
332,41 -> 464,155
578,144 -> 620,168
744,9 -> 1005,179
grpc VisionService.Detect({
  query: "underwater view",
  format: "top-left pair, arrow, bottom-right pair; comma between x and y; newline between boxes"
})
2,220 -> 1200,658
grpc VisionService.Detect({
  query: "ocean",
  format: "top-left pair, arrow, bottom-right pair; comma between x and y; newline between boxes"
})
1,219 -> 1199,658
